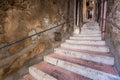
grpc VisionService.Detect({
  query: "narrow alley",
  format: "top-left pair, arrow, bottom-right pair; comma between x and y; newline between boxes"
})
0,0 -> 119,80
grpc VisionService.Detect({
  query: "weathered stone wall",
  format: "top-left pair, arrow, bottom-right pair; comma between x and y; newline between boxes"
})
0,0 -> 74,79
105,0 -> 120,75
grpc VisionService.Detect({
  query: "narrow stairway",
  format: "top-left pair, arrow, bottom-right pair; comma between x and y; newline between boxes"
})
21,22 -> 120,80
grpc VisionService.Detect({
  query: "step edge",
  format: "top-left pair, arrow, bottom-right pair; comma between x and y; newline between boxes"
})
65,40 -> 105,45
61,43 -> 109,52
44,56 -> 120,80
54,48 -> 114,65
29,66 -> 57,80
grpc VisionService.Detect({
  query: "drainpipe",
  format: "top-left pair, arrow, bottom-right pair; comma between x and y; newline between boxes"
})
74,0 -> 77,33
77,1 -> 80,27
98,0 -> 101,22
77,0 -> 80,33
102,0 -> 107,39
100,0 -> 104,30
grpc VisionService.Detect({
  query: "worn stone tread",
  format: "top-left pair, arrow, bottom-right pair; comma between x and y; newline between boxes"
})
73,34 -> 101,37
66,39 -> 105,45
62,42 -> 108,47
57,47 -> 111,56
48,53 -> 117,75
33,62 -> 90,80
70,36 -> 102,40
61,43 -> 109,52
54,47 -> 114,65
20,74 -> 36,80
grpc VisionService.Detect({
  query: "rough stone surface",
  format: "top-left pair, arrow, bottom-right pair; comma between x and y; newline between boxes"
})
0,0 -> 74,79
105,0 -> 120,76
0,42 -> 45,79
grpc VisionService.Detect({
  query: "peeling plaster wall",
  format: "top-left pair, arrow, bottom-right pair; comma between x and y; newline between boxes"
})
105,0 -> 120,75
0,0 -> 74,79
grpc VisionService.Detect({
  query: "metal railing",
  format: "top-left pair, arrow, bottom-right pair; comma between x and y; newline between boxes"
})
0,19 -> 73,49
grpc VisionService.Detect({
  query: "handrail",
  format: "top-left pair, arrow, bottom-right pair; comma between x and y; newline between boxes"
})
0,19 -> 73,49
102,18 -> 120,30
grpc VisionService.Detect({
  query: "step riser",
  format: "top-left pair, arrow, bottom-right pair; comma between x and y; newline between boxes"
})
73,34 -> 101,37
80,32 -> 101,35
81,28 -> 100,29
81,30 -> 101,33
61,43 -> 109,52
44,56 -> 119,80
81,32 -> 101,34
54,48 -> 114,65
81,29 -> 100,31
29,67 -> 57,80
66,40 -> 105,45
82,27 -> 99,29
81,31 -> 101,33
21,74 -> 36,80
81,30 -> 100,32
81,27 -> 100,29
70,37 -> 102,40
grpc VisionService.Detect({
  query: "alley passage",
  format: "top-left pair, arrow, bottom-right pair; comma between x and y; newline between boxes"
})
21,22 -> 120,80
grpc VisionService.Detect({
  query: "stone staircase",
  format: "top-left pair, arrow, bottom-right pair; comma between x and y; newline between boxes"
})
20,22 -> 120,80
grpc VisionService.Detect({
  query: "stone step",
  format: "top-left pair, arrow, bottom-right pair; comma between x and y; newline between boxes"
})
29,62 -> 90,80
66,39 -> 105,45
73,33 -> 101,37
20,74 -> 36,80
44,54 -> 120,80
29,66 -> 57,80
81,28 -> 100,31
80,31 -> 101,35
70,36 -> 102,40
61,43 -> 109,52
54,47 -> 114,65
81,29 -> 100,31
81,30 -> 101,33
82,26 -> 99,29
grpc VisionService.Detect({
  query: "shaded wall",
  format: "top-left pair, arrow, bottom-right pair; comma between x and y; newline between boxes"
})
0,0 -> 74,79
105,0 -> 120,75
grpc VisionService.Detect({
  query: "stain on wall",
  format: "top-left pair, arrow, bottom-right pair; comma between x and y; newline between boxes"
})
0,0 -> 74,79
105,0 -> 120,75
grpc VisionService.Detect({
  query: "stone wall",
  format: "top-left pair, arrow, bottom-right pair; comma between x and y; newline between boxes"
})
0,0 -> 74,79
105,0 -> 120,75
